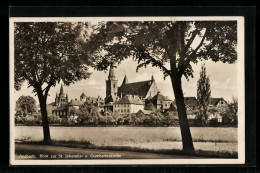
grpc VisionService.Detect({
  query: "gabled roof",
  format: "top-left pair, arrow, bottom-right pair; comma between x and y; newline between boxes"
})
122,75 -> 129,85
114,95 -> 144,105
80,92 -> 86,98
53,104 -> 68,111
184,97 -> 198,107
118,80 -> 153,98
209,98 -> 226,106
48,102 -> 56,106
137,109 -> 152,115
68,100 -> 84,106
151,92 -> 172,102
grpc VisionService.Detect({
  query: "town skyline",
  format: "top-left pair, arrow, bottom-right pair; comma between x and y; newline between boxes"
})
14,58 -> 237,105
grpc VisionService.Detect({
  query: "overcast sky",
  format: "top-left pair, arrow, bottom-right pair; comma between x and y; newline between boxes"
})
14,58 -> 237,105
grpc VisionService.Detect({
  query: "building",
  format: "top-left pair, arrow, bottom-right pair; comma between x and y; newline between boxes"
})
105,64 -> 119,104
209,97 -> 228,112
184,97 -> 198,110
105,64 -> 160,102
52,99 -> 85,117
136,109 -> 153,115
52,84 -> 69,117
145,91 -> 172,110
80,92 -> 104,106
208,112 -> 223,123
118,74 -> 159,100
54,84 -> 68,106
113,95 -> 144,115
104,64 -> 161,113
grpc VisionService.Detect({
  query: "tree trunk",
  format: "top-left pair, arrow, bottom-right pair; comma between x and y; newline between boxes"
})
171,75 -> 195,153
37,92 -> 51,143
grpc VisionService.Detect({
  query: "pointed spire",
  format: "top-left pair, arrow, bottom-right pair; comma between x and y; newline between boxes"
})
122,74 -> 129,85
151,75 -> 154,81
108,63 -> 116,80
60,84 -> 64,94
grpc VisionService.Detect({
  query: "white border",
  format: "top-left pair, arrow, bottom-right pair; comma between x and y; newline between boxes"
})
9,16 -> 245,165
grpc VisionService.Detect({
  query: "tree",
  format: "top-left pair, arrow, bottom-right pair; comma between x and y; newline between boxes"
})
14,22 -> 92,143
223,97 -> 238,125
87,21 -> 237,153
15,95 -> 37,117
197,63 -> 211,125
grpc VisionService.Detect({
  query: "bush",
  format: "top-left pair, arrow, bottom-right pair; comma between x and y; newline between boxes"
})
15,115 -> 24,124
23,115 -> 36,125
209,118 -> 219,126
48,114 -> 62,124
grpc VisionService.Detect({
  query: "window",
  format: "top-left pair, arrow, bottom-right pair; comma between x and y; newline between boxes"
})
127,109 -> 129,112
113,84 -> 115,88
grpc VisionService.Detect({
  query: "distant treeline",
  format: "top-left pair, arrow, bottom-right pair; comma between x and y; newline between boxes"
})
15,103 -> 237,127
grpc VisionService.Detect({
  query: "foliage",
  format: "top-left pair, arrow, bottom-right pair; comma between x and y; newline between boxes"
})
222,97 -> 238,125
145,102 -> 156,111
48,114 -> 62,124
164,113 -> 177,126
76,103 -> 103,125
197,63 -> 211,125
69,107 -> 77,116
87,21 -> 237,78
15,115 -> 24,124
14,22 -> 92,90
15,96 -> 37,117
14,22 -> 93,142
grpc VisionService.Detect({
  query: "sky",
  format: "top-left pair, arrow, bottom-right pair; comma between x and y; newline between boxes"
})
14,58 -> 237,105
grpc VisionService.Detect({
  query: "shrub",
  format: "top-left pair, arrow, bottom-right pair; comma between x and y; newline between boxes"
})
23,115 -> 36,125
48,114 -> 62,125
15,115 -> 24,124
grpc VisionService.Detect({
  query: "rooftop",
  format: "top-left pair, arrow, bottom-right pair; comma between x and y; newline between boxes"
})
151,92 -> 172,102
118,80 -> 153,98
184,97 -> 198,107
68,99 -> 84,106
209,98 -> 226,106
114,95 -> 144,105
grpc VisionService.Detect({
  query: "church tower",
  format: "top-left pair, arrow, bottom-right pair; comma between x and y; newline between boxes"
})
106,64 -> 118,98
55,84 -> 68,106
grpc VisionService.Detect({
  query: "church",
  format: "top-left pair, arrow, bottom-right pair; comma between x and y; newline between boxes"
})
104,64 -> 172,113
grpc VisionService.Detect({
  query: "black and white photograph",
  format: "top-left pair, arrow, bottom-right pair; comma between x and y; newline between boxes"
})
9,17 -> 245,165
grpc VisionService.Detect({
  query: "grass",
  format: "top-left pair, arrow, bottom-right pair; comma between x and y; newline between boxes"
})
15,126 -> 238,158
15,126 -> 238,144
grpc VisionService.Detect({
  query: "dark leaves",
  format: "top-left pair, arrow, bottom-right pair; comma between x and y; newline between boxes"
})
14,22 -> 92,95
87,21 -> 237,81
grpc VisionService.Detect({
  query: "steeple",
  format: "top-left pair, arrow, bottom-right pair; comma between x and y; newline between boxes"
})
122,74 -> 129,85
151,75 -> 154,81
60,84 -> 64,94
108,63 -> 116,80
106,63 -> 118,99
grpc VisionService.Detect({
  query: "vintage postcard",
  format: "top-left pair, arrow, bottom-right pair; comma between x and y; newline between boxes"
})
9,17 -> 245,165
